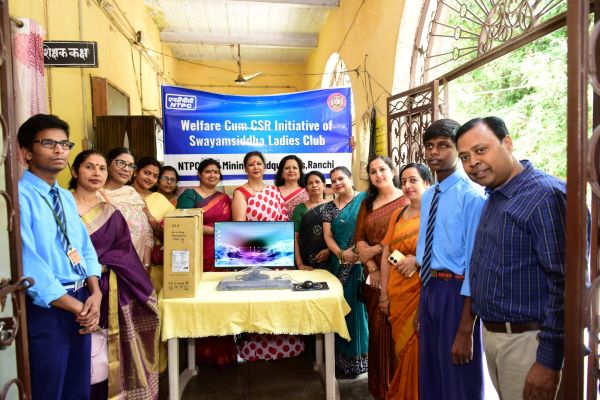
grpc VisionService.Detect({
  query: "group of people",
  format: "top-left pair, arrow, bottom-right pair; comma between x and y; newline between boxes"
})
19,112 -> 566,400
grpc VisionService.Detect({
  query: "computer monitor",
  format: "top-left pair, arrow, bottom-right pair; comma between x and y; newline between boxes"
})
214,221 -> 295,269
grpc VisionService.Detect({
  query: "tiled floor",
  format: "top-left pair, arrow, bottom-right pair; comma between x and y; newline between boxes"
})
159,352 -> 370,400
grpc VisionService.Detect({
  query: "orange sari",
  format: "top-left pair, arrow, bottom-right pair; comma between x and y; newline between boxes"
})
382,207 -> 421,400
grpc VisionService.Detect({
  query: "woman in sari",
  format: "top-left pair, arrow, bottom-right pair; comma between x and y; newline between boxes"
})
275,155 -> 309,216
322,166 -> 368,378
70,150 -> 159,400
156,166 -> 180,206
232,151 -> 288,222
379,163 -> 432,400
232,151 -> 303,361
291,171 -> 329,270
355,156 -> 409,399
132,157 -> 174,231
132,157 -> 175,299
177,158 -> 232,272
176,158 -> 236,370
101,147 -> 153,266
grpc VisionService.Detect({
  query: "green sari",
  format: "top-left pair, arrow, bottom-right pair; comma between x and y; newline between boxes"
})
323,191 -> 369,377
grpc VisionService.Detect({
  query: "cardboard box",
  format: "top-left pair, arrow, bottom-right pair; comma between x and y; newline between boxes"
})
163,208 -> 203,298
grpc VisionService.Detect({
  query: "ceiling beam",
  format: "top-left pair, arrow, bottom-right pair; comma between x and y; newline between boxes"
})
152,0 -> 339,7
226,0 -> 339,7
160,32 -> 318,48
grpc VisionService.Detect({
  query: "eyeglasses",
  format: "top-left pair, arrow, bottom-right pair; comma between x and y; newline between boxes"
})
113,159 -> 137,171
32,139 -> 75,150
159,176 -> 177,183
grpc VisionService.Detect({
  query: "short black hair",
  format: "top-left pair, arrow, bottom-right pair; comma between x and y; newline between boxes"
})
275,155 -> 305,187
18,114 -> 70,149
399,162 -> 434,185
304,170 -> 326,199
106,147 -> 133,163
455,116 -> 509,144
160,165 -> 180,182
243,151 -> 265,167
330,165 -> 351,179
68,149 -> 106,190
422,118 -> 460,143
304,170 -> 325,186
197,158 -> 223,182
136,156 -> 161,171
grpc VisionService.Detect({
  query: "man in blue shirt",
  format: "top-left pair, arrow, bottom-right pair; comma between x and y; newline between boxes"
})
18,114 -> 102,400
416,119 -> 486,399
456,116 -> 565,400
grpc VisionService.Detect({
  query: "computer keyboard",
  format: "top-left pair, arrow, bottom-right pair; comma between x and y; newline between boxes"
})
216,277 -> 292,291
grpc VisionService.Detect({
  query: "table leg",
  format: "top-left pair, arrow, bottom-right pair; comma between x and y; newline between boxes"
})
168,338 -> 198,400
187,338 -> 196,370
168,339 -> 179,400
314,333 -> 324,372
324,332 -> 339,400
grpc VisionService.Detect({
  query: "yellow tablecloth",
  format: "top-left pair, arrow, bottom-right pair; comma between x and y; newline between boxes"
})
159,269 -> 351,341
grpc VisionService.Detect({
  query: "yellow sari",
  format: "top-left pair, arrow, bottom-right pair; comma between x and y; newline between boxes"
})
145,192 -> 175,222
381,206 -> 421,400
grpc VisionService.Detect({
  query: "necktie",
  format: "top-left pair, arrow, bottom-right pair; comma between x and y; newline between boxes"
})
50,187 -> 85,276
50,187 -> 69,253
420,185 -> 440,287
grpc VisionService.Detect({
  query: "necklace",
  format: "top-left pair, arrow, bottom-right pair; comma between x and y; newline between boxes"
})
197,186 -> 216,198
306,198 -> 325,209
247,182 -> 264,192
73,192 -> 101,210
336,190 -> 355,209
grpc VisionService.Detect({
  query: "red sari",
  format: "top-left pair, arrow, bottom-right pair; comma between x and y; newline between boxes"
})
177,189 -> 237,369
280,186 -> 309,217
196,191 -> 232,271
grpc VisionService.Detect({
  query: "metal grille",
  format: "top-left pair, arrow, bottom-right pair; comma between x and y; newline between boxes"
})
386,80 -> 439,172
411,0 -> 566,86
0,0 -> 30,397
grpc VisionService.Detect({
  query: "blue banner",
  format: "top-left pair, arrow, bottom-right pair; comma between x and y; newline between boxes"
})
161,85 -> 352,185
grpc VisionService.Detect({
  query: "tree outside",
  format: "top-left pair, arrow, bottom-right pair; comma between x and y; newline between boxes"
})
449,27 -> 569,180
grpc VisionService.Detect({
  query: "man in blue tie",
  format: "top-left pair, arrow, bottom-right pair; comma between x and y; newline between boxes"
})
18,114 -> 102,400
416,119 -> 486,399
456,116 -> 566,400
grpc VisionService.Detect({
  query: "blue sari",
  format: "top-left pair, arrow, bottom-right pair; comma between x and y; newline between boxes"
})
323,191 -> 369,377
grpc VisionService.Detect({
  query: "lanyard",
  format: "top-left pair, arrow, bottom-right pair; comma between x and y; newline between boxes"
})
40,193 -> 72,248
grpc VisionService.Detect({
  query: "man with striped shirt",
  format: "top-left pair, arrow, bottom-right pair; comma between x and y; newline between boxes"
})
456,116 -> 566,400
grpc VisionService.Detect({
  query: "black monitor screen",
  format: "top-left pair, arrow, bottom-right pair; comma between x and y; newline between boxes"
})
213,221 -> 295,269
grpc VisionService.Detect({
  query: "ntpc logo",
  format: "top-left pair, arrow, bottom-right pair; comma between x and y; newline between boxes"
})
165,94 -> 197,110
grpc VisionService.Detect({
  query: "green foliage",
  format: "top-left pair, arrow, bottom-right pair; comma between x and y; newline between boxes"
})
450,27 -> 568,180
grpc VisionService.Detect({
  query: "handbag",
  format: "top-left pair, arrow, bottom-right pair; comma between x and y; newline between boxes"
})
90,328 -> 109,385
151,244 -> 163,265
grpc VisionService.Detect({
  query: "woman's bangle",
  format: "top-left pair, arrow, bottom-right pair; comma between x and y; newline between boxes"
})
378,296 -> 389,303
338,250 -> 344,262
378,243 -> 384,253
369,266 -> 380,273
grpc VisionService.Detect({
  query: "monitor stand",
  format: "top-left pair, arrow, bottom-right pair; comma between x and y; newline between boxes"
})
236,266 -> 270,281
216,266 -> 291,291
